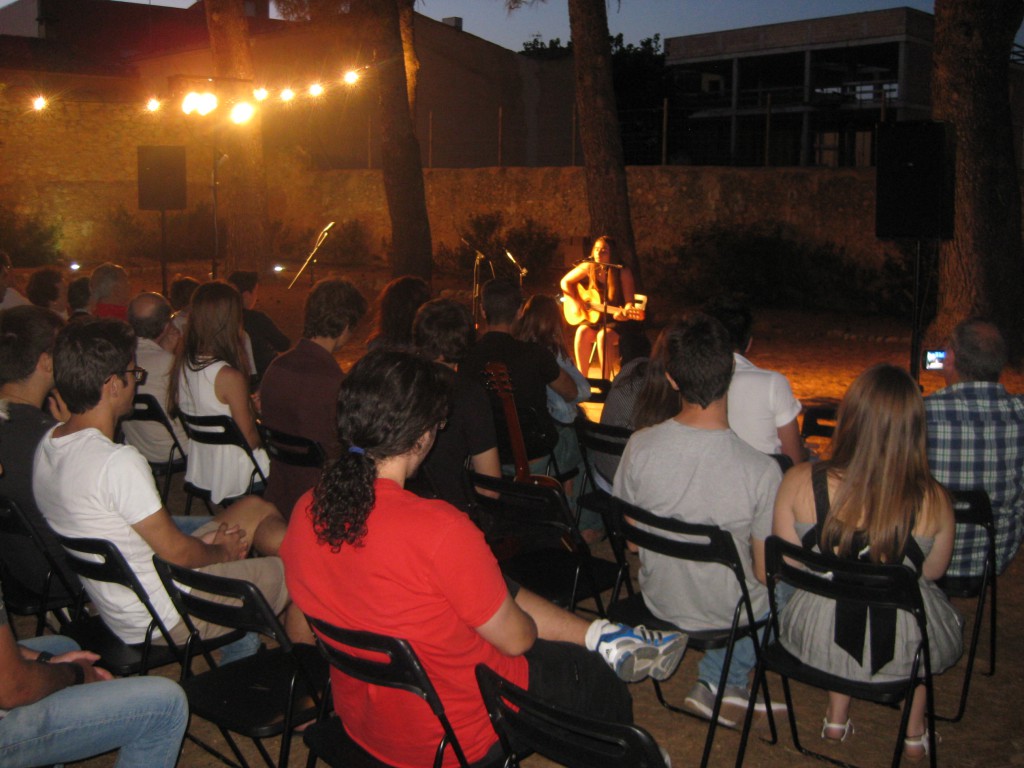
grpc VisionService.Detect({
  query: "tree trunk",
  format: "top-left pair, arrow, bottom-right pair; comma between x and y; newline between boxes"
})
930,0 -> 1024,358
399,0 -> 419,115
567,0 -> 641,286
203,0 -> 270,276
366,0 -> 432,281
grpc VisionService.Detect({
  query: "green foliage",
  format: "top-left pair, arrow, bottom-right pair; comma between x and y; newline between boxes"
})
642,222 -> 918,316
90,205 -> 217,266
435,212 -> 560,277
0,201 -> 62,266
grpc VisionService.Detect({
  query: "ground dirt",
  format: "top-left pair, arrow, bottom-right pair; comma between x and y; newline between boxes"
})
30,262 -> 1024,768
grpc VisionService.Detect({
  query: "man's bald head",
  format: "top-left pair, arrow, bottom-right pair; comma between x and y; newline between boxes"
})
127,292 -> 172,340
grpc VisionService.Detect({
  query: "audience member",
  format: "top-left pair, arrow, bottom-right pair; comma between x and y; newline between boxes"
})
0,594 -> 188,768
88,263 -> 131,320
280,348 -> 686,767
34,318 -> 304,657
704,295 -> 805,466
227,270 -> 290,380
168,275 -> 200,333
0,251 -> 29,311
170,281 -> 270,504
410,297 -> 500,512
460,279 -> 576,472
366,275 -> 430,351
121,292 -> 190,463
26,267 -> 67,318
66,276 -> 90,318
613,314 -> 782,725
260,278 -> 367,518
592,331 -> 652,486
926,318 -> 1024,577
773,364 -> 962,759
0,306 -> 80,597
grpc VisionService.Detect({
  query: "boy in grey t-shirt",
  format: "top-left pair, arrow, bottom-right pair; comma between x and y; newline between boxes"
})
613,313 -> 782,726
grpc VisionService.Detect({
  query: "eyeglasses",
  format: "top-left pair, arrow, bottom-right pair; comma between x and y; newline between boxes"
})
122,367 -> 148,385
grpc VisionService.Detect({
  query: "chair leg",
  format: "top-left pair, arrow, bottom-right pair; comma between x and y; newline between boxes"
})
987,570 -> 997,676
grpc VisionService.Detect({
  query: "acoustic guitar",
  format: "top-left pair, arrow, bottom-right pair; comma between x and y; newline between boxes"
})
481,362 -> 562,490
562,285 -> 645,327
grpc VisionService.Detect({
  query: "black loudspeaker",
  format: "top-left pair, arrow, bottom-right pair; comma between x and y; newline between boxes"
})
138,146 -> 187,211
875,122 -> 955,240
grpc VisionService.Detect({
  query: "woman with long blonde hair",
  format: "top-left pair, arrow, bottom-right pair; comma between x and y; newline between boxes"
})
170,280 -> 269,504
772,364 -> 961,760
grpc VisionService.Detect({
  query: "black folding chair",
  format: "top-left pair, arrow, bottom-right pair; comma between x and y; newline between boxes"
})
258,423 -> 326,469
800,398 -> 839,441
469,470 -> 621,616
153,556 -> 327,768
605,496 -> 774,768
0,495 -> 83,637
179,412 -> 268,514
736,535 -> 938,768
303,616 -> 470,768
935,489 -> 996,722
573,416 -> 635,602
56,534 -> 182,676
121,393 -> 188,503
585,377 -> 612,404
475,663 -> 668,768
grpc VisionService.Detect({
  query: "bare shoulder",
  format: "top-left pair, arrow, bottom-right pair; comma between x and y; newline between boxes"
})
915,482 -> 953,539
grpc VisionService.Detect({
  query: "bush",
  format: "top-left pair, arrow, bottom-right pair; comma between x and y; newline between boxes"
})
0,201 -> 62,266
436,213 -> 560,277
641,222 -> 919,316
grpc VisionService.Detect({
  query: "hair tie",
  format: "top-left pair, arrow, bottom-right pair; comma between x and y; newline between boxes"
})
348,445 -> 366,455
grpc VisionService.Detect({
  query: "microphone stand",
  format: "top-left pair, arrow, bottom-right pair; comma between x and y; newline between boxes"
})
504,249 -> 528,287
289,223 -> 334,290
594,262 -> 622,380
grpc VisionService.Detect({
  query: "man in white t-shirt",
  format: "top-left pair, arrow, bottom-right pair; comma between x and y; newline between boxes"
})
705,296 -> 805,467
0,251 -> 29,311
33,318 -> 307,657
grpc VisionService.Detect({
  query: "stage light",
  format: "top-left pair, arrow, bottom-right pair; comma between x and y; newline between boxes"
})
229,102 -> 255,125
273,264 -> 284,273
182,91 -> 218,116
342,70 -> 359,85
69,262 -> 81,271
32,95 -> 47,111
146,98 -> 161,112
308,83 -> 324,97
280,88 -> 295,102
253,87 -> 268,101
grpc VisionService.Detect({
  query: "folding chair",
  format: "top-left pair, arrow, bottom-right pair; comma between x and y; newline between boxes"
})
935,489 -> 996,722
585,377 -> 612,404
179,412 -> 268,514
153,556 -> 327,768
258,423 -> 326,469
605,496 -> 774,768
800,398 -> 839,441
469,470 -> 621,616
56,533 -> 182,676
303,616 -> 470,768
475,663 -> 668,768
121,393 -> 188,503
0,495 -> 83,637
736,535 -> 938,768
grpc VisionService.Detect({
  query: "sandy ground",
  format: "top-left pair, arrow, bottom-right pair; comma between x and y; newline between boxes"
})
19,262 -> 1024,767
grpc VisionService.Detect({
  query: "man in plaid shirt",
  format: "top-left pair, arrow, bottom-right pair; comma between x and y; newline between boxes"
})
925,319 -> 1024,578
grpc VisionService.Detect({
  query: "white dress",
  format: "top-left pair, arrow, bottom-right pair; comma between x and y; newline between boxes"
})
178,360 -> 270,503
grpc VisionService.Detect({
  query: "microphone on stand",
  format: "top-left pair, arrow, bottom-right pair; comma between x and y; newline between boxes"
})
321,221 -> 336,235
504,249 -> 527,277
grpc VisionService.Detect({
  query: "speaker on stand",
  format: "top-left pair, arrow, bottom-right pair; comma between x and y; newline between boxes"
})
875,122 -> 955,382
138,146 -> 187,296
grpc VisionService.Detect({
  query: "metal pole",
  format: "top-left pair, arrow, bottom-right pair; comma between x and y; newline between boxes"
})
497,105 -> 503,167
367,114 -> 372,169
764,92 -> 772,167
428,109 -> 433,169
160,209 -> 168,297
211,144 -> 219,279
661,97 -> 669,165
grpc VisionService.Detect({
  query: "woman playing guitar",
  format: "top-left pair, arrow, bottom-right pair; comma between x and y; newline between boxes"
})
560,235 -> 642,377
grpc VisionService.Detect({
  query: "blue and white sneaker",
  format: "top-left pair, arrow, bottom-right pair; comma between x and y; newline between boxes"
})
596,624 -> 688,683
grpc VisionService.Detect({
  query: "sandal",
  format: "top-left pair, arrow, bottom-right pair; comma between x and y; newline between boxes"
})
820,717 -> 854,742
903,729 -> 940,761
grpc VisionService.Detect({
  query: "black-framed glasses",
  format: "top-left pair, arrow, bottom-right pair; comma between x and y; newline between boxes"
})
123,367 -> 148,385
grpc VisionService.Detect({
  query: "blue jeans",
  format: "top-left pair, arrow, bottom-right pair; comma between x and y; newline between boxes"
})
0,635 -> 188,768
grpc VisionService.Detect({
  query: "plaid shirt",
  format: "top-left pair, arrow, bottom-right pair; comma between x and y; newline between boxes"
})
925,381 -> 1024,578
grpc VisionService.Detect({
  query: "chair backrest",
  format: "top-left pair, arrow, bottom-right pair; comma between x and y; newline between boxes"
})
475,664 -> 667,768
585,377 -> 612,404
0,495 -> 80,595
258,423 -> 326,469
950,489 -> 994,531
800,401 -> 838,440
56,534 -> 178,649
125,394 -> 186,450
609,496 -> 759,626
574,416 -> 632,492
306,615 -> 470,768
468,470 -> 577,534
152,555 -> 287,667
178,411 -> 268,486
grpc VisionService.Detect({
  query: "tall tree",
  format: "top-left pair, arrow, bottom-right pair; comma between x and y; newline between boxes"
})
276,0 -> 432,281
203,0 -> 271,275
930,0 -> 1024,355
511,1 -> 641,284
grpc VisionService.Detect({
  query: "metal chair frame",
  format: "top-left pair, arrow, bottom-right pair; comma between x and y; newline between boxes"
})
178,411 -> 268,514
121,392 -> 188,503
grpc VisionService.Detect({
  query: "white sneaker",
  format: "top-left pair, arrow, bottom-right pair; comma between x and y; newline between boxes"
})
595,624 -> 688,683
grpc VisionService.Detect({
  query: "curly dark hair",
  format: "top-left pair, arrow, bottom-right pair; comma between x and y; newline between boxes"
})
303,278 -> 367,340
312,348 -> 451,550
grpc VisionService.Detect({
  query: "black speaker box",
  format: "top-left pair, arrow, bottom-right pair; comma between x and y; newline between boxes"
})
875,122 -> 954,240
138,146 -> 187,211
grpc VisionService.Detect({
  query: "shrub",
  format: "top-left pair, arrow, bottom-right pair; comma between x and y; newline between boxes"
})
436,212 -> 560,277
0,201 -> 62,266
